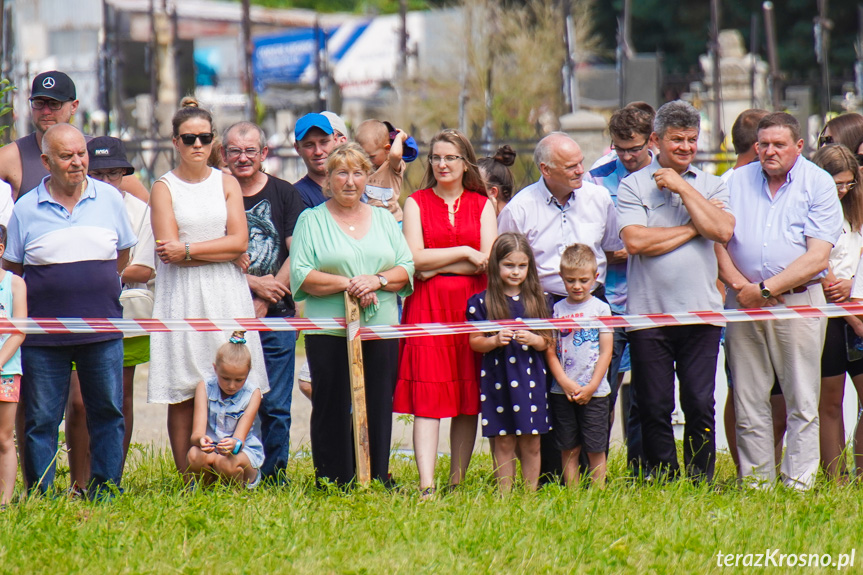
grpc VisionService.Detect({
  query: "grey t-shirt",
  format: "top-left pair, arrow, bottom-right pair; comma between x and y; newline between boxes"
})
616,156 -> 729,329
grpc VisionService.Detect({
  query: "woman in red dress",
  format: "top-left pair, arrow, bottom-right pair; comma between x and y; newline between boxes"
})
393,129 -> 497,496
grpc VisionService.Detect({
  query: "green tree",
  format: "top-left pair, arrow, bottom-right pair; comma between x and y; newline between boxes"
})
592,1 -> 860,98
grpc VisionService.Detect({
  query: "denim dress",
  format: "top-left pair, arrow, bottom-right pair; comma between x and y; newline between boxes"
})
205,376 -> 265,469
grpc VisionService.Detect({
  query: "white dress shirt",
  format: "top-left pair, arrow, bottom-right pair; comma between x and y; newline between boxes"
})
498,178 -> 622,295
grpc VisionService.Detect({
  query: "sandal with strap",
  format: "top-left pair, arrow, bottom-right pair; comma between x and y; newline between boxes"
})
419,486 -> 436,500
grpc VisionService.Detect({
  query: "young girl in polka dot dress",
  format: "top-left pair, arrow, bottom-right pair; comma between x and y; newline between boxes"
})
468,233 -> 552,492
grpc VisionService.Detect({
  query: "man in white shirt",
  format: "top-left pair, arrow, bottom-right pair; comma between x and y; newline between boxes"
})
498,132 -> 623,481
499,132 -> 622,301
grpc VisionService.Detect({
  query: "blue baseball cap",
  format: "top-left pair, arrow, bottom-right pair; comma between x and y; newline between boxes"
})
294,113 -> 333,141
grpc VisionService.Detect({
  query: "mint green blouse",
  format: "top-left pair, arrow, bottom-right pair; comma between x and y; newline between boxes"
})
290,203 -> 414,336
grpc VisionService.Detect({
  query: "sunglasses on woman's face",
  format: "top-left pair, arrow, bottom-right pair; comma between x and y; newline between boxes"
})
178,132 -> 214,146
818,135 -> 834,147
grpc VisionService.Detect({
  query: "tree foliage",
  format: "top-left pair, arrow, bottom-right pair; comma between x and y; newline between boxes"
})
592,0 -> 861,86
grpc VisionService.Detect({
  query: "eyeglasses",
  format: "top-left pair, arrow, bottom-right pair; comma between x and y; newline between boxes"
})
818,135 -> 834,147
836,181 -> 856,192
178,132 -> 214,146
90,169 -> 126,182
612,141 -> 648,157
855,154 -> 863,167
429,154 -> 464,165
30,99 -> 63,111
225,147 -> 260,160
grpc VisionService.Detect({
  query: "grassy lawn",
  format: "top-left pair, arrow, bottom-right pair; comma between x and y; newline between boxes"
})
1,445 -> 861,574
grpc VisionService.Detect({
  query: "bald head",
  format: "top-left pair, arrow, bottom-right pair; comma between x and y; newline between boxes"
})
534,132 -> 585,198
42,124 -> 85,158
41,124 -> 88,191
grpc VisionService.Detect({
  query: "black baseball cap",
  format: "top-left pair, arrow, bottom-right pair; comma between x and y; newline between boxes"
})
30,71 -> 76,102
87,136 -> 135,175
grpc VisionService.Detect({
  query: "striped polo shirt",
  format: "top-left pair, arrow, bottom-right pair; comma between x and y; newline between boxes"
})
4,176 -> 137,346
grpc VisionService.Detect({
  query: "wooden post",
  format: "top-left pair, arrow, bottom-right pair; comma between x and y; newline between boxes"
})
344,292 -> 371,485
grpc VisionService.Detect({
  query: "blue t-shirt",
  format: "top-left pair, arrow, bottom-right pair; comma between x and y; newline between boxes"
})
293,174 -> 326,209
4,177 -> 137,346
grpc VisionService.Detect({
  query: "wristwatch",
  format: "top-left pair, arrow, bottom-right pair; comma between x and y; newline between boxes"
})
759,281 -> 771,299
377,274 -> 388,288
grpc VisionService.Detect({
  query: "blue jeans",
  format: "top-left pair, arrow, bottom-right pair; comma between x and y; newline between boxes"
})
22,339 -> 125,494
258,330 -> 296,478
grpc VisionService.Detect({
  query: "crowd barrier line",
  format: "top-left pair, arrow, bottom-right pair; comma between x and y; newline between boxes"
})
1,302 -> 862,340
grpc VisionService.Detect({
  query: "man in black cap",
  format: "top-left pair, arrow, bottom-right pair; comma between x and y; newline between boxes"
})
0,70 -> 148,202
63,136 -> 155,492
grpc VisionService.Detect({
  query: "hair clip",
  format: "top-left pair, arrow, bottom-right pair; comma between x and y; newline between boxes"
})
229,330 -> 246,345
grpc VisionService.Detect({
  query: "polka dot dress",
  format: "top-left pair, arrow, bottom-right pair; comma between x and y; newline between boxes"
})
466,291 -> 551,437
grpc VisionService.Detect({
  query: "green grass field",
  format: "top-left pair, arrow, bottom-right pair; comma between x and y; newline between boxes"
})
1,444 -> 861,574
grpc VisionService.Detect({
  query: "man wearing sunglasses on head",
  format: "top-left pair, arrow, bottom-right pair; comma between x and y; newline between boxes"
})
0,71 -> 148,203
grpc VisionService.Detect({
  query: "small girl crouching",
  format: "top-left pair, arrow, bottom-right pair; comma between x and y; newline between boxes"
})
187,331 -> 265,488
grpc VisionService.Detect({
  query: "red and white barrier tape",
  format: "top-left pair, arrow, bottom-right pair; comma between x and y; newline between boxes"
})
2,302 -> 863,339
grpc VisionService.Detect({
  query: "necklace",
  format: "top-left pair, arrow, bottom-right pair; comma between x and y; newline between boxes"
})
330,205 -> 363,232
175,169 -> 211,184
447,194 -> 463,215
434,188 -> 464,215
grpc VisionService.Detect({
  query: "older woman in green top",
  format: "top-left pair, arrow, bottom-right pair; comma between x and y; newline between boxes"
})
291,142 -> 414,486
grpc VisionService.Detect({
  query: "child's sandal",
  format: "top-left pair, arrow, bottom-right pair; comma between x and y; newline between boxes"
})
419,486 -> 436,500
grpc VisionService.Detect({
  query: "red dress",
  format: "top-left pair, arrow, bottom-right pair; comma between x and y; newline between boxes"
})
393,188 -> 488,418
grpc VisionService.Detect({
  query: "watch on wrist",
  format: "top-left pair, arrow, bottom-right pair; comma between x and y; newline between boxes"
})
377,274 -> 388,288
184,242 -> 192,261
759,281 -> 771,299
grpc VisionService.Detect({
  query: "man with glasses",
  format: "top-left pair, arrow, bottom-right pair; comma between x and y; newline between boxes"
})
223,121 -> 305,483
498,131 -> 623,481
292,113 -> 337,208
586,104 -> 655,475
0,70 -> 148,203
617,100 -> 735,483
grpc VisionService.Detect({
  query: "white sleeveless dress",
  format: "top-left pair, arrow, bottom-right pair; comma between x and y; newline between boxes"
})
148,168 -> 269,404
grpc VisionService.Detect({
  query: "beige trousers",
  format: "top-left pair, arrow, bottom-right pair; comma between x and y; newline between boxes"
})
726,286 -> 826,490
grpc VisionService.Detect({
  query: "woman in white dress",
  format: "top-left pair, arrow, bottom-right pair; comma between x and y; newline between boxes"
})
149,98 -> 268,475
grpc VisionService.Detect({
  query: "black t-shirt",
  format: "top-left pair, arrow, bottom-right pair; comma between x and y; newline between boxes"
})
243,174 -> 305,317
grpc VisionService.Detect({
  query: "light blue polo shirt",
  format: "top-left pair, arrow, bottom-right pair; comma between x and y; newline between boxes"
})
4,176 -> 137,346
726,156 -> 842,283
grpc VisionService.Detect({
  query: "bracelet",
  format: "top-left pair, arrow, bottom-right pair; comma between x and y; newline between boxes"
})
184,243 -> 191,261
231,438 -> 243,455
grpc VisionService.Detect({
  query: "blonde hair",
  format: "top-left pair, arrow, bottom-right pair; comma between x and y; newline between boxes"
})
215,331 -> 252,369
560,243 -> 597,274
326,142 -> 373,175
355,119 -> 389,149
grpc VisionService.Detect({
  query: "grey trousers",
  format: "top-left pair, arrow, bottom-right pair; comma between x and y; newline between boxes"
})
726,286 -> 826,490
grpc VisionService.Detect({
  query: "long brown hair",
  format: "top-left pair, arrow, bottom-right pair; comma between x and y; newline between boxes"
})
420,129 -> 485,193
812,144 -> 863,232
485,233 -> 551,345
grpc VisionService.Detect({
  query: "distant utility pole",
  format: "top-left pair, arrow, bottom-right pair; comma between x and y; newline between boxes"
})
617,0 -> 633,108
814,0 -> 831,115
857,6 -> 863,106
242,0 -> 255,122
750,12 -> 759,109
396,0 -> 407,83
709,0 -> 722,152
763,1 -> 781,111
